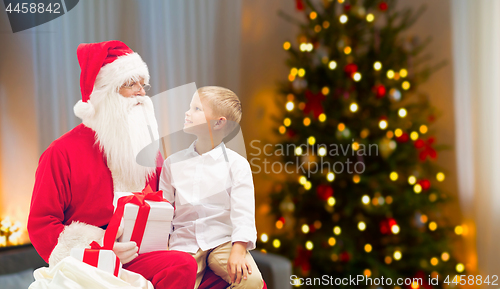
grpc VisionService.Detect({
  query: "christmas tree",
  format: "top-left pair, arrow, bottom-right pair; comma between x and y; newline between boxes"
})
259,0 -> 465,288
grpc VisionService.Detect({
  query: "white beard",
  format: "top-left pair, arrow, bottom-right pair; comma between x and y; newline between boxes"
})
83,90 -> 160,192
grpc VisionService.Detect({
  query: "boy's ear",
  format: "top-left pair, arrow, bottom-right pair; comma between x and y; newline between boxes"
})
213,117 -> 227,130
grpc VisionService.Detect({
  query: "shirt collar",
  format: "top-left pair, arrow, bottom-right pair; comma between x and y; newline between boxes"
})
186,141 -> 226,160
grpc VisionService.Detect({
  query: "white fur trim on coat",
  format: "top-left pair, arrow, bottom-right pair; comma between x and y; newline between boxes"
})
48,221 -> 105,268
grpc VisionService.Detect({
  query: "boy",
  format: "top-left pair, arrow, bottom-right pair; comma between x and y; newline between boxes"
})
159,86 -> 263,289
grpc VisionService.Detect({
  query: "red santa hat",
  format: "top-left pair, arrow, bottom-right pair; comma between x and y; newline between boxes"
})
73,40 -> 150,119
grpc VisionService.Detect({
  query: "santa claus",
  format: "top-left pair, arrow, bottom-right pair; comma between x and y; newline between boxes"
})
27,41 -> 228,289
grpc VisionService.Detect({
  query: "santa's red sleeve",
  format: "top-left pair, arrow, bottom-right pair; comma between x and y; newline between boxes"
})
28,145 -> 104,265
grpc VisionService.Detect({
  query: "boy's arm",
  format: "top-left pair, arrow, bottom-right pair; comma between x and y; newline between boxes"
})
159,158 -> 175,205
229,159 -> 257,250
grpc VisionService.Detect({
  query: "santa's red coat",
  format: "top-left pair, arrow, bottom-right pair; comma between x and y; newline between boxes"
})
28,124 -> 232,289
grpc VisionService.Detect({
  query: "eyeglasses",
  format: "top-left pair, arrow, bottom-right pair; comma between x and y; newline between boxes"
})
121,81 -> 151,92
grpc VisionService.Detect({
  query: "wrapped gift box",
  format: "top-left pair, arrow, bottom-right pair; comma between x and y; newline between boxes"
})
70,247 -> 122,277
118,199 -> 174,254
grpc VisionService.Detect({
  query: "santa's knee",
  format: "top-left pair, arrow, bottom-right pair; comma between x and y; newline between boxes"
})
171,251 -> 197,277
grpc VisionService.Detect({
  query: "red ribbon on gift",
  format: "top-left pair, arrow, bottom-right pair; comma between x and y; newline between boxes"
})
81,241 -> 121,277
104,185 -> 168,251
82,185 -> 167,277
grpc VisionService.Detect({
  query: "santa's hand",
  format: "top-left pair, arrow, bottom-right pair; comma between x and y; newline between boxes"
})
113,241 -> 138,264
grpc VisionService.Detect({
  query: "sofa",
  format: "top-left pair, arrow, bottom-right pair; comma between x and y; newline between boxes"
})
0,245 -> 292,289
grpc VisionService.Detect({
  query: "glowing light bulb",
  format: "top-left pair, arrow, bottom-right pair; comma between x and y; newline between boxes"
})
379,120 -> 388,129
390,172 -> 398,181
350,103 -> 359,112
286,101 -> 294,111
358,221 -> 366,231
374,61 -> 382,70
410,131 -> 419,141
362,195 -> 370,204
260,233 -> 268,243
284,118 -> 291,127
318,147 -> 327,156
366,13 -> 375,22
400,69 -> 408,77
398,108 -> 407,118
414,184 -> 422,194
298,68 -> 306,77
392,225 -> 400,234
340,14 -> 348,24
319,113 -> 327,122
394,251 -> 402,260
408,176 -> 416,185
308,136 -> 316,145
299,176 -> 307,184
279,126 -> 286,134
353,72 -> 362,81
302,224 -> 310,234
402,81 -> 410,90
456,263 -> 465,273
283,41 -> 291,50
364,244 -> 372,252
310,11 -> 317,20
430,257 -> 439,266
329,61 -> 337,70
273,239 -> 281,248
333,226 -> 341,235
303,117 -> 311,126
327,197 -> 336,206
304,181 -> 312,190
327,172 -> 335,182
436,172 -> 445,182
328,237 -> 336,246
429,222 -> 437,231
305,241 -> 314,250
387,70 -> 395,79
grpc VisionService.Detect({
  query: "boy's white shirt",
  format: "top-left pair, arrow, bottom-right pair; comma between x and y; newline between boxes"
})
159,141 -> 257,254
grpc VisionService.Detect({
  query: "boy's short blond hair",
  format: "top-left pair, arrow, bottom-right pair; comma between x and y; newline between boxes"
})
197,86 -> 242,124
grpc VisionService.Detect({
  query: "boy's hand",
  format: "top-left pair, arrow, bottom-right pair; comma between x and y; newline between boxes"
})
227,242 -> 252,284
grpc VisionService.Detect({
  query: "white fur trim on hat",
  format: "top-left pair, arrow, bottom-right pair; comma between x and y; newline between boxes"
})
48,221 -> 105,268
95,52 -> 150,92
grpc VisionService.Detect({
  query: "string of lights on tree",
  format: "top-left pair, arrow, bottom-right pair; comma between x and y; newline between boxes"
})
258,0 -> 467,288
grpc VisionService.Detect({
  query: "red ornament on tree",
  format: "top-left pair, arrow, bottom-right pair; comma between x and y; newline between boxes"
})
373,84 -> 386,98
316,184 -> 334,201
295,0 -> 305,11
380,218 -> 397,234
293,246 -> 312,274
344,63 -> 358,78
396,132 -> 409,143
339,251 -> 350,262
419,179 -> 431,190
303,90 -> 325,119
414,137 -> 437,161
344,4 -> 351,12
287,128 -> 297,138
379,2 -> 388,11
